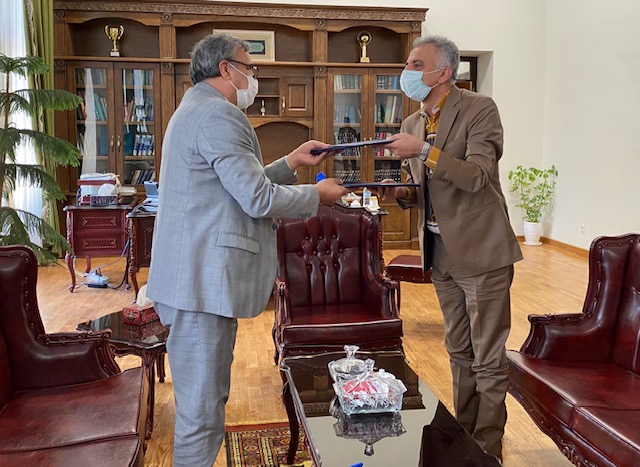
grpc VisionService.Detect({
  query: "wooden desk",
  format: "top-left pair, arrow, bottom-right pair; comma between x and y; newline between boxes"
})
64,204 -> 133,292
127,211 -> 156,299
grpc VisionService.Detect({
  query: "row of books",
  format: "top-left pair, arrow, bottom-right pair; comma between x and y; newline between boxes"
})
127,134 -> 155,156
334,105 -> 361,125
374,168 -> 403,182
376,95 -> 402,124
123,98 -> 154,122
128,168 -> 156,185
75,69 -> 107,87
333,169 -> 361,182
76,91 -> 108,121
334,75 -> 362,90
376,75 -> 400,90
123,69 -> 154,87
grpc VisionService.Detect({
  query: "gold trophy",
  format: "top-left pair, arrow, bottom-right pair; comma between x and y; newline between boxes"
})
105,25 -> 125,57
357,31 -> 372,63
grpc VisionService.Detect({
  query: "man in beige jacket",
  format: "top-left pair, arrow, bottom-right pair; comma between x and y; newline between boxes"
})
379,35 -> 522,460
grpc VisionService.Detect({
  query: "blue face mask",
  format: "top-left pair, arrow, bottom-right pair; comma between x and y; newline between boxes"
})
400,68 -> 442,102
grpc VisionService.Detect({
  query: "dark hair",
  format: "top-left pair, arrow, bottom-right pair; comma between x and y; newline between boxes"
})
189,33 -> 249,84
414,35 -> 460,82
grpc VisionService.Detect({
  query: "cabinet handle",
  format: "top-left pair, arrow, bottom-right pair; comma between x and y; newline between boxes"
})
116,135 -> 121,149
282,96 -> 286,111
110,135 -> 115,149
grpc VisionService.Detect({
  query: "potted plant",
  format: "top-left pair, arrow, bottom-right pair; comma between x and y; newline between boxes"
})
508,165 -> 558,246
1,54 -> 81,263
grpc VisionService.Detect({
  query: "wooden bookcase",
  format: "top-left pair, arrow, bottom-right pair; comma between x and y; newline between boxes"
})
53,0 -> 427,247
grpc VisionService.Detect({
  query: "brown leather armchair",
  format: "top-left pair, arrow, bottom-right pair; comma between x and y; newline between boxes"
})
273,203 -> 403,362
0,246 -> 149,466
507,234 -> 640,466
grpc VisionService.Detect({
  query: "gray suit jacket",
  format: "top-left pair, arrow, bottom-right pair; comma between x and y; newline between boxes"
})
147,82 -> 319,318
399,86 -> 522,275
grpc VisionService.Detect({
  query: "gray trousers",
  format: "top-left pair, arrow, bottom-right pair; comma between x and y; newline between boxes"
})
430,234 -> 513,458
155,303 -> 238,467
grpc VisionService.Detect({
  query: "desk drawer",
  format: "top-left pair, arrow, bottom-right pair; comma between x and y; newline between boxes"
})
73,211 -> 126,231
74,232 -> 127,256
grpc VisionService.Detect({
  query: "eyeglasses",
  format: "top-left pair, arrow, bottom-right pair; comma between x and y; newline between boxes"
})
228,59 -> 259,78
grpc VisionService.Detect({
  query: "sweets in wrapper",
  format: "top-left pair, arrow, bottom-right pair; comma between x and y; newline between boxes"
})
333,359 -> 407,415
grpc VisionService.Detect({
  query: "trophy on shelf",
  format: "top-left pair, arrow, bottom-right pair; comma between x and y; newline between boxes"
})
357,31 -> 372,63
260,99 -> 266,116
105,25 -> 125,57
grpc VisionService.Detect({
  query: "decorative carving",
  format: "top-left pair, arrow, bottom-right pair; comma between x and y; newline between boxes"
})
53,10 -> 65,22
315,19 -> 327,30
412,21 -> 423,31
314,66 -> 327,77
54,2 -> 426,22
161,62 -> 174,74
161,12 -> 173,24
54,60 -> 66,72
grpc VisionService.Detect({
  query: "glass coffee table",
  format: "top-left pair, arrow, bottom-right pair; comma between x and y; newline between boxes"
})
77,310 -> 169,438
280,351 -> 500,466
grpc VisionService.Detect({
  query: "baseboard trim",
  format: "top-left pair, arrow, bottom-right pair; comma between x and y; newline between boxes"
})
516,236 -> 588,257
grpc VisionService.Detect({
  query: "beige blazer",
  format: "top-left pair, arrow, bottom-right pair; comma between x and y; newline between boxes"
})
399,86 -> 522,275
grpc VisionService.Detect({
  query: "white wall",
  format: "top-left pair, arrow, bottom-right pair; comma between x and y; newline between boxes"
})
225,0 -> 640,248
543,0 -> 640,247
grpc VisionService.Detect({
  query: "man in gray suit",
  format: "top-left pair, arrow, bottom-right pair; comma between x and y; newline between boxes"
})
146,34 -> 347,466
378,35 -> 522,461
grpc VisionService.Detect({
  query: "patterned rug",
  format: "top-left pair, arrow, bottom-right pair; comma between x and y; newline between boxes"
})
225,422 -> 312,467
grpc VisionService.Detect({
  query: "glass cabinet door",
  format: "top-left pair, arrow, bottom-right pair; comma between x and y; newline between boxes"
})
373,73 -> 403,182
332,73 -> 363,182
119,67 -> 156,185
72,66 -> 112,175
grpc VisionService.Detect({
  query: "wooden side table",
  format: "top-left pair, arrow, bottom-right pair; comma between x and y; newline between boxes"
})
64,203 -> 134,292
127,211 -> 156,299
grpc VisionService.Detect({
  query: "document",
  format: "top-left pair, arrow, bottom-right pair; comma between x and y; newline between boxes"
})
311,139 -> 390,155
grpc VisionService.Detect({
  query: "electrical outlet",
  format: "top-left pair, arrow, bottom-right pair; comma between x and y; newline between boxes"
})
580,224 -> 586,234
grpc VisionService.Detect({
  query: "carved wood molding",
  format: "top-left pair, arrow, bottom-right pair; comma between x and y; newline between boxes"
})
54,9 -> 66,22
314,66 -> 327,77
54,60 -> 66,72
161,62 -> 174,74
161,12 -> 173,24
54,2 -> 426,22
412,21 -> 423,31
315,19 -> 327,30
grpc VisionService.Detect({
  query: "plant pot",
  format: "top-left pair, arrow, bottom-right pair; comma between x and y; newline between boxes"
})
523,221 -> 543,246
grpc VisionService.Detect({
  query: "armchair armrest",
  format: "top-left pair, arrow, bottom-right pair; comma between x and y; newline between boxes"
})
274,277 -> 291,325
519,312 -> 612,361
13,330 -> 121,390
362,273 -> 399,318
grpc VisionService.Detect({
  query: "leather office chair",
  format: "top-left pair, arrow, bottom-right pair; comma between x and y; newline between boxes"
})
273,203 -> 403,362
507,234 -> 640,466
0,246 -> 148,466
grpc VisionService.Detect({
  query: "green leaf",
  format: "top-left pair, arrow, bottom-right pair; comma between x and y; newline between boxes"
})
0,207 -> 70,264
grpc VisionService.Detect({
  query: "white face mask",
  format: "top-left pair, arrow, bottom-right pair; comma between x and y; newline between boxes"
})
400,68 -> 443,102
229,63 -> 259,110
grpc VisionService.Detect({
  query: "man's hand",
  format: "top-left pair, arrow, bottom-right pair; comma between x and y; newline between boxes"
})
286,140 -> 336,169
375,178 -> 410,201
380,133 -> 424,159
316,178 -> 349,205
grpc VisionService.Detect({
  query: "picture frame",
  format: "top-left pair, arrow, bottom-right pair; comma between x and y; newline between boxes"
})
214,29 -> 275,62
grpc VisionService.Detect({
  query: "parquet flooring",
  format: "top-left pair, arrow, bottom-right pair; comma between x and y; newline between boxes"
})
35,242 -> 587,466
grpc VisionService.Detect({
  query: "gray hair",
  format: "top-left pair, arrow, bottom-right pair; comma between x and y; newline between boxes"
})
413,35 -> 460,83
189,33 -> 249,84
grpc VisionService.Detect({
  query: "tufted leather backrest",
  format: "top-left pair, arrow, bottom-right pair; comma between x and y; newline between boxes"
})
0,246 -> 44,409
276,204 -> 383,308
607,236 -> 640,374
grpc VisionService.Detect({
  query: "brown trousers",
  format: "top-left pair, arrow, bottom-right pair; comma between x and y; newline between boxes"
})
430,234 -> 513,458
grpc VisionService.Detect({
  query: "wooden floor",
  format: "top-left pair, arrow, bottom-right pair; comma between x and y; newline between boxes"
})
35,243 -> 588,466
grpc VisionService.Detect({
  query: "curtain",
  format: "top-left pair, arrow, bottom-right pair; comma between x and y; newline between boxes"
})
25,0 -> 61,243
1,0 -> 43,245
